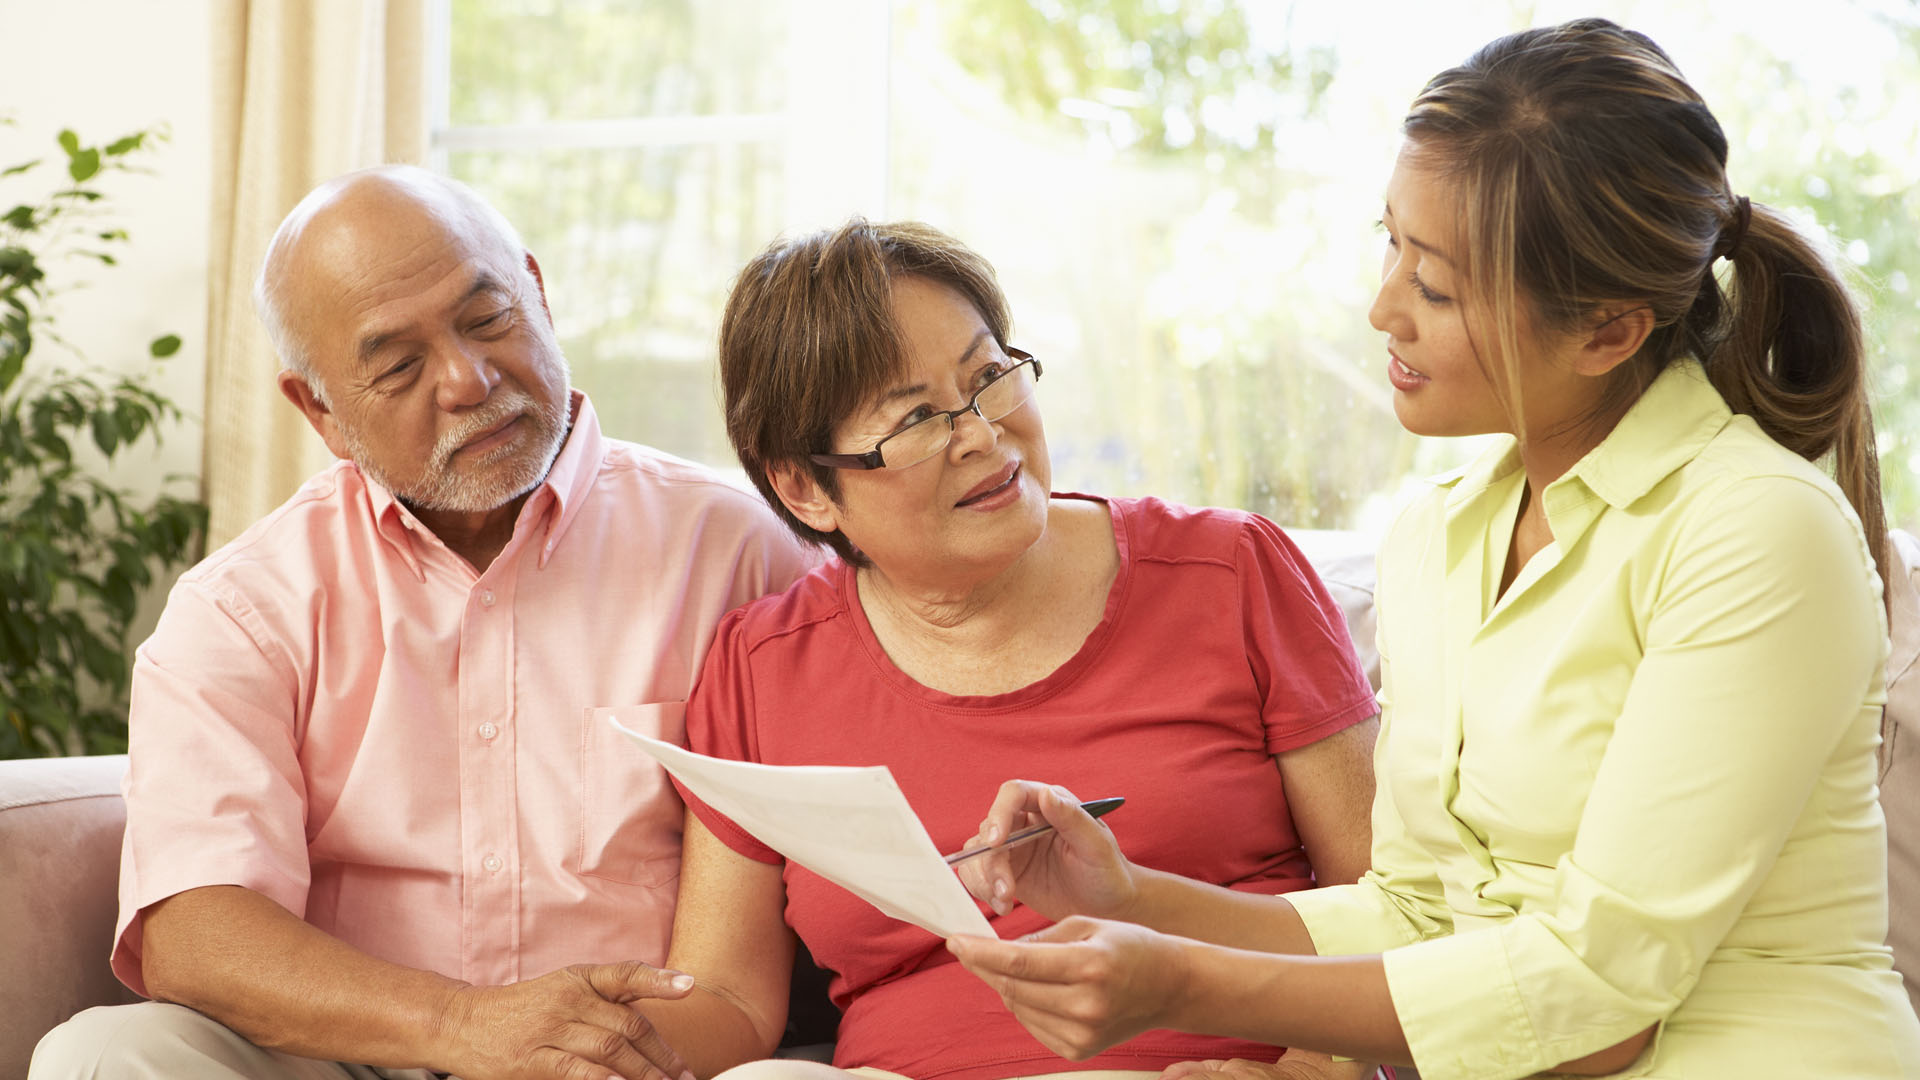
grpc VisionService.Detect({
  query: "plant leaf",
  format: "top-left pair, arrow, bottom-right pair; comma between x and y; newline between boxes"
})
57,130 -> 79,155
91,410 -> 119,456
149,334 -> 181,358
102,567 -> 137,621
2,205 -> 34,230
115,398 -> 148,444
105,133 -> 145,156
68,149 -> 101,183
0,343 -> 23,394
0,158 -> 37,178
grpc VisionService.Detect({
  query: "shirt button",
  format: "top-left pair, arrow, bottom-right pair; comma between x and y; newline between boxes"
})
478,722 -> 498,740
483,854 -> 503,873
479,589 -> 496,607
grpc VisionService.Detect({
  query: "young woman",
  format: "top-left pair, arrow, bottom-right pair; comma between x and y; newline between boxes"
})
946,19 -> 1920,1080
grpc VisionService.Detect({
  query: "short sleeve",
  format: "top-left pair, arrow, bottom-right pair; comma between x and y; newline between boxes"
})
1238,515 -> 1379,754
678,605 -> 783,864
113,581 -> 315,996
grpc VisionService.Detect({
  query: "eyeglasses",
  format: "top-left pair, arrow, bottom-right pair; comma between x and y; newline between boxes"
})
809,348 -> 1043,471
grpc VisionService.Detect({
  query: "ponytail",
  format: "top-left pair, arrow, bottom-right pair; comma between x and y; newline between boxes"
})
1702,202 -> 1888,583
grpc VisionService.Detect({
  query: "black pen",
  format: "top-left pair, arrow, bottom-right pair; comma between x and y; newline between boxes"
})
942,796 -> 1125,865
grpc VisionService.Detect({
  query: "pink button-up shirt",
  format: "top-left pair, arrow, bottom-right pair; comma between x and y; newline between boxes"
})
112,392 -> 819,995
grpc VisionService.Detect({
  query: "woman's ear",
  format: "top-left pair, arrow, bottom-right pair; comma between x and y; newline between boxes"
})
1574,303 -> 1656,377
769,461 -> 841,535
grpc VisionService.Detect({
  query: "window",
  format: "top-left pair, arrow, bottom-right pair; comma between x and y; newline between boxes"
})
435,0 -> 1920,533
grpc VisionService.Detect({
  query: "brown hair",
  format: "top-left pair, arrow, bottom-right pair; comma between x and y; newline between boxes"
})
1405,17 -> 1887,581
718,218 -> 1013,564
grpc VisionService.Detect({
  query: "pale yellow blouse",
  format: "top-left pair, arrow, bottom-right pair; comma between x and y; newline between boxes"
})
1290,361 -> 1920,1079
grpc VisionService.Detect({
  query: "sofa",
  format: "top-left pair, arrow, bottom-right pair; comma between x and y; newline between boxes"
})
3,527 -> 1915,1080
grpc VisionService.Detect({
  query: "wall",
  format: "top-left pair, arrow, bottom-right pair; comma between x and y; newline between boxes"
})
0,0 -> 213,642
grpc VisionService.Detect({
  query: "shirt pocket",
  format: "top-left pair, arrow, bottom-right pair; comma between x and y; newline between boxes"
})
577,703 -> 686,887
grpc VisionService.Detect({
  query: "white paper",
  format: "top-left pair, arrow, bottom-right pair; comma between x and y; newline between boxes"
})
610,717 -> 995,939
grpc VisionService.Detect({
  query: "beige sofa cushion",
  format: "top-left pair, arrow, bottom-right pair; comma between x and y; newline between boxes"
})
1881,530 -> 1920,1016
1286,529 -> 1381,691
0,755 -> 138,1078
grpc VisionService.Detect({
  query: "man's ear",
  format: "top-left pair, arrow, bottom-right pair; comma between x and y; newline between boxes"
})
768,461 -> 841,535
277,369 -> 351,460
1573,303 -> 1656,378
524,252 -> 554,327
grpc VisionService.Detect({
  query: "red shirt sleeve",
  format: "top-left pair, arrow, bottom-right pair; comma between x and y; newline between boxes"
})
676,605 -> 783,863
1237,514 -> 1379,753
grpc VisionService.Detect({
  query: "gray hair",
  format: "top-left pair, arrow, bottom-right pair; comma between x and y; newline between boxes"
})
252,165 -> 534,406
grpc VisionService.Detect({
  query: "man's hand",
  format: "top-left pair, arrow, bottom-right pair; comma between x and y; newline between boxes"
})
1163,1053 -> 1377,1080
433,961 -> 698,1080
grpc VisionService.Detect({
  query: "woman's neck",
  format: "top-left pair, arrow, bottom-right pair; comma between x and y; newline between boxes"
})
1512,388 -> 1636,512
1499,397 -> 1634,598
859,525 -> 1056,638
854,498 -> 1120,695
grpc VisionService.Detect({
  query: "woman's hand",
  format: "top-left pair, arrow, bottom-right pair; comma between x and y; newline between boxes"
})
955,780 -> 1139,920
1163,1053 -> 1376,1080
946,916 -> 1188,1060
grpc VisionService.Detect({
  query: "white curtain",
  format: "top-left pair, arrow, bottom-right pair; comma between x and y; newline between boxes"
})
202,0 -> 429,547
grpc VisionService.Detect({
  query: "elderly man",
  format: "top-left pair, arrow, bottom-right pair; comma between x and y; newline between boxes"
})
31,166 -> 819,1079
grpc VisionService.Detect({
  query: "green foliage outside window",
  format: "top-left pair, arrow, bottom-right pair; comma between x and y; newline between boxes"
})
931,1 -> 1920,531
444,0 -> 1920,534
0,125 -> 207,757
447,0 -> 788,465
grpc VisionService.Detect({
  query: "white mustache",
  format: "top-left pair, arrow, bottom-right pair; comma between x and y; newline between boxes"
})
430,390 -> 536,466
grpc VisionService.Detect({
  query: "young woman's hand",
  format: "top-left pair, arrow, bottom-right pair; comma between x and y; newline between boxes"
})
954,780 -> 1138,920
946,916 -> 1186,1060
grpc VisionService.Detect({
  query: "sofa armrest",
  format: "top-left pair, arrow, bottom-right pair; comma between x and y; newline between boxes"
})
0,754 -> 139,1079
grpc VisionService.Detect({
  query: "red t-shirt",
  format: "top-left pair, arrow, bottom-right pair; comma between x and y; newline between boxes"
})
681,494 -> 1377,1080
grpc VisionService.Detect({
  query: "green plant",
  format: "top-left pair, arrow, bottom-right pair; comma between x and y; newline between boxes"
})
0,124 -> 207,757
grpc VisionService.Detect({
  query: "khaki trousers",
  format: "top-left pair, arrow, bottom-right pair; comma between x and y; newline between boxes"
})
29,1002 -> 440,1080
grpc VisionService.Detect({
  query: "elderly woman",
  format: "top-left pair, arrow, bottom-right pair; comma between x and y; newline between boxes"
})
634,220 -> 1382,1080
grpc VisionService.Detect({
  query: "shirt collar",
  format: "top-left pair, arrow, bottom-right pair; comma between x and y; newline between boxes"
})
362,388 -> 606,572
1440,359 -> 1731,513
531,389 -> 604,566
1559,359 -> 1731,510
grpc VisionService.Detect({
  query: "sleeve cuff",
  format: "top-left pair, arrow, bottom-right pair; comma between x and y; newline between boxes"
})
111,860 -> 311,998
1289,879 -> 1431,957
673,777 -> 782,864
1383,923 -> 1543,1080
1265,693 -> 1381,754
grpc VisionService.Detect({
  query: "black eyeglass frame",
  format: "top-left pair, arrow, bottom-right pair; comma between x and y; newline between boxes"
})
807,347 -> 1042,471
